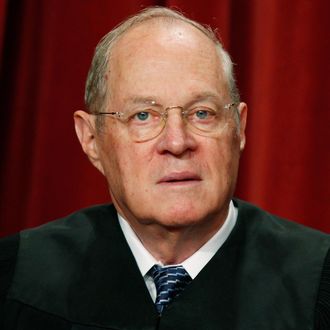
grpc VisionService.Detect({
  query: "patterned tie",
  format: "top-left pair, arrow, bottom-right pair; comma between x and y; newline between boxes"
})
150,264 -> 192,314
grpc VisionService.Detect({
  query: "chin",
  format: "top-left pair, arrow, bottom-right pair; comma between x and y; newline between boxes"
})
153,206 -> 212,229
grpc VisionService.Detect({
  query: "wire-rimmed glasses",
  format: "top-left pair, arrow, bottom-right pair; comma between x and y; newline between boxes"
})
92,101 -> 237,142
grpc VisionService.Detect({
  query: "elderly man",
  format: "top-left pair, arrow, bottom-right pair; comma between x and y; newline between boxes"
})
0,7 -> 329,330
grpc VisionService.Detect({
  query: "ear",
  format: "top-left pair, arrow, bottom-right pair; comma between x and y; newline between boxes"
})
73,110 -> 105,175
237,102 -> 248,152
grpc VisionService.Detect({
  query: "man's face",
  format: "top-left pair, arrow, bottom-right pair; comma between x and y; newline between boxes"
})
91,21 -> 246,230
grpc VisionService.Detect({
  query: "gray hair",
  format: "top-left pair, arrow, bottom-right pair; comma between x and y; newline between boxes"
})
85,6 -> 240,117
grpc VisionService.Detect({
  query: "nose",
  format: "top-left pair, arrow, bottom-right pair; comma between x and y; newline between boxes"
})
156,107 -> 198,156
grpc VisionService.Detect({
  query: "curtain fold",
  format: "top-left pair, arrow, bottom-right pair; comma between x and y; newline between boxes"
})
1,0 -> 329,236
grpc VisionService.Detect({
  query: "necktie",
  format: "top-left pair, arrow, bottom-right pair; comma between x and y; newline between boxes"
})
150,264 -> 192,314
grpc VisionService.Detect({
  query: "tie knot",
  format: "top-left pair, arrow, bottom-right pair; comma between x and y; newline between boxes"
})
150,265 -> 192,314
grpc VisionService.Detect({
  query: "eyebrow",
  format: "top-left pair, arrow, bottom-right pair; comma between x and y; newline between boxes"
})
124,91 -> 222,107
124,96 -> 158,105
186,92 -> 222,105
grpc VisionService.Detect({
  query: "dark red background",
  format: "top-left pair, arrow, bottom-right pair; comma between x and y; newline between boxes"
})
1,0 -> 329,237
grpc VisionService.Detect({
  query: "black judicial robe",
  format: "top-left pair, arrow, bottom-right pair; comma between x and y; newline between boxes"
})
1,199 -> 330,329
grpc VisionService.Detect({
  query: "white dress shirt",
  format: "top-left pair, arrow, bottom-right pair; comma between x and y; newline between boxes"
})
118,200 -> 238,302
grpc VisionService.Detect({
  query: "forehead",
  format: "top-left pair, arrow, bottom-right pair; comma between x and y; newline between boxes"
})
108,19 -> 228,102
118,18 -> 214,48
111,19 -> 219,65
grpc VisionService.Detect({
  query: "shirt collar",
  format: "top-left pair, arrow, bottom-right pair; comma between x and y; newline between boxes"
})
118,200 -> 237,279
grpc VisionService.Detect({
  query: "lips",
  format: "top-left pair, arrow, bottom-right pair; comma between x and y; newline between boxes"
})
157,172 -> 201,184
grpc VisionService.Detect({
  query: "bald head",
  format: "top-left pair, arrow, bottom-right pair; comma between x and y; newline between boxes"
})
109,19 -> 229,104
85,7 -> 239,116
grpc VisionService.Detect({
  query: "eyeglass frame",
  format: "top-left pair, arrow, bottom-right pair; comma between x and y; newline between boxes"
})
91,101 -> 238,142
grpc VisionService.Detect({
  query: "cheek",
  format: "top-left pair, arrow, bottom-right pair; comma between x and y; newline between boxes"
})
97,138 -> 127,194
100,138 -> 152,192
204,133 -> 241,182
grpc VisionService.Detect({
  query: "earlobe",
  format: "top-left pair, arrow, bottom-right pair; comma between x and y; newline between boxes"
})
238,102 -> 248,151
73,110 -> 105,175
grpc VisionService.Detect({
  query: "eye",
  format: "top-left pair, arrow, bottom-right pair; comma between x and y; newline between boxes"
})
135,111 -> 150,121
128,108 -> 162,126
190,107 -> 217,121
195,109 -> 209,119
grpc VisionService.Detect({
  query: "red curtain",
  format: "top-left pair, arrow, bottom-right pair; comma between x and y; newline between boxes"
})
1,0 -> 329,237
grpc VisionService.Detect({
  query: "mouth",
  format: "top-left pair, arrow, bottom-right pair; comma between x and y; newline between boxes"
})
157,172 -> 202,186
